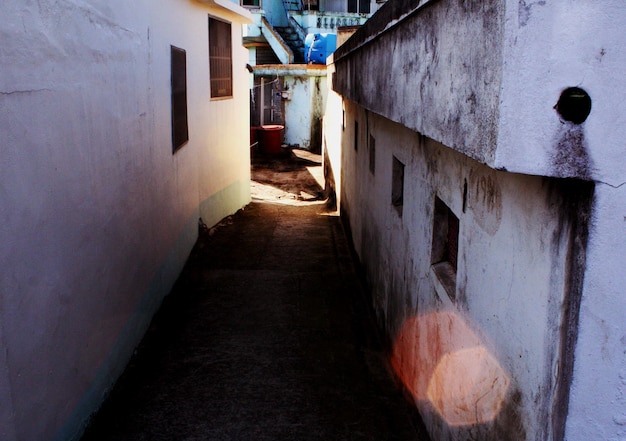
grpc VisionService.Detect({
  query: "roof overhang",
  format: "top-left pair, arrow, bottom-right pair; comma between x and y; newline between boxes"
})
196,0 -> 254,23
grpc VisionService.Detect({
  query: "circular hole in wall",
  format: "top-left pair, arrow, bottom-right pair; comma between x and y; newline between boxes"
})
555,87 -> 592,124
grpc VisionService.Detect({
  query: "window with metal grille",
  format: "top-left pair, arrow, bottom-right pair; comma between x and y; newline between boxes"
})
171,45 -> 188,153
209,17 -> 232,99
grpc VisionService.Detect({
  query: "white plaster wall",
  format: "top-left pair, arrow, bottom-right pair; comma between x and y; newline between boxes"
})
0,1 -> 250,440
565,183 -> 626,441
284,75 -> 313,147
284,74 -> 327,150
497,0 -> 626,184
322,59 -> 343,207
331,103 -> 584,441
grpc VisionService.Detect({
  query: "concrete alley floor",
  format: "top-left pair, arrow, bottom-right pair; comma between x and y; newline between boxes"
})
81,148 -> 430,441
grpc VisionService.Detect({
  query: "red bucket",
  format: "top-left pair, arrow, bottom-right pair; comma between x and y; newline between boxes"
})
258,125 -> 284,154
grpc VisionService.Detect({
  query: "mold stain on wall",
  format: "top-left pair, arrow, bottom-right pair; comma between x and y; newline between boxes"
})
546,178 -> 595,441
552,124 -> 593,180
468,168 -> 502,236
518,0 -> 546,27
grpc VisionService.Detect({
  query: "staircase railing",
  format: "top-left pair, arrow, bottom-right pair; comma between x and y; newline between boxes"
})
260,16 -> 294,64
288,15 -> 307,44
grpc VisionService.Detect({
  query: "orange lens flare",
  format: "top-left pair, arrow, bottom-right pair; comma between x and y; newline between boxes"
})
391,311 -> 509,427
427,346 -> 509,426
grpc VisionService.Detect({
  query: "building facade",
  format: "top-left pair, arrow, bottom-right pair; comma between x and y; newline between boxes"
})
325,0 -> 626,440
0,1 -> 252,439
243,0 -> 379,151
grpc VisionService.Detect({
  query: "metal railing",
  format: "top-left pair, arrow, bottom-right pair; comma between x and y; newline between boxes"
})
315,13 -> 365,30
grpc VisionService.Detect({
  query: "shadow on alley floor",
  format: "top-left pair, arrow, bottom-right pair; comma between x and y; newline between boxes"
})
81,148 -> 430,440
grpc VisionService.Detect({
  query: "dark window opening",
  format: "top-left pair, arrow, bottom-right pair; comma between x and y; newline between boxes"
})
447,212 -> 459,271
241,0 -> 260,7
462,179 -> 468,213
255,46 -> 281,65
171,45 -> 188,153
431,197 -> 460,301
209,17 -> 233,99
369,134 -> 376,175
304,0 -> 319,10
348,0 -> 370,13
391,156 -> 404,216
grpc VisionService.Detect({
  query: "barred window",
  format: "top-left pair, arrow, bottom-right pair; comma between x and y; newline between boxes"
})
209,17 -> 232,99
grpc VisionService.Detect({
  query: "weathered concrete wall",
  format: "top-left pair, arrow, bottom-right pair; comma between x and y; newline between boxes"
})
497,0 -> 626,184
334,0 -> 505,165
564,182 -> 626,441
329,2 -> 626,439
328,101 -> 594,441
0,1 -> 251,440
333,0 -> 626,183
284,74 -> 327,151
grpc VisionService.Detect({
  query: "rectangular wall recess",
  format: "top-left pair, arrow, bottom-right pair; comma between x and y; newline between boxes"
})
431,196 -> 459,302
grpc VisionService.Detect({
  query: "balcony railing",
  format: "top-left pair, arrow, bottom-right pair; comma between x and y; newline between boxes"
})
292,11 -> 369,33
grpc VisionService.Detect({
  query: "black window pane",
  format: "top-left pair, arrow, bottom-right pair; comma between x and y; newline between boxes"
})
171,45 -> 188,152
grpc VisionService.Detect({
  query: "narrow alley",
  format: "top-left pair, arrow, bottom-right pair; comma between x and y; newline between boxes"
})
81,149 -> 430,441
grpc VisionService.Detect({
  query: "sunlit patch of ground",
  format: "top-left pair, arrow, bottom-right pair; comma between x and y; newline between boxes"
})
251,148 -> 330,208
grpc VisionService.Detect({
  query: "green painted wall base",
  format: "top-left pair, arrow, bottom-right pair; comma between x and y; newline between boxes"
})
55,180 -> 250,441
